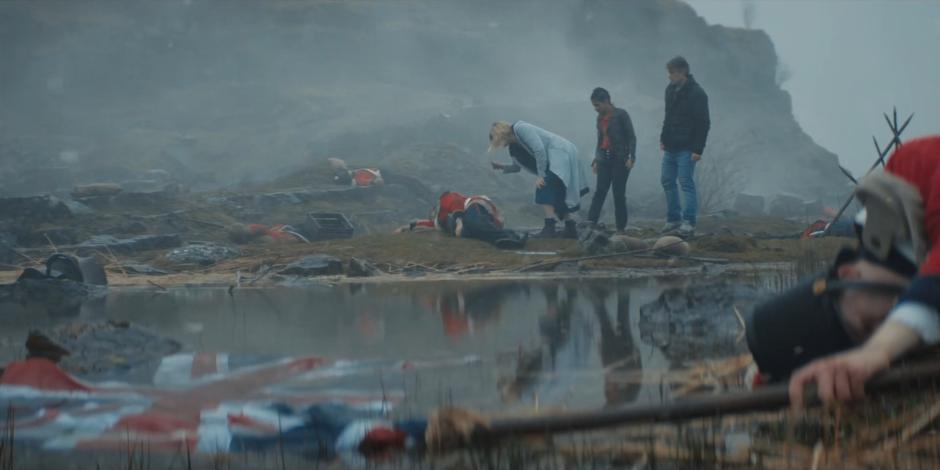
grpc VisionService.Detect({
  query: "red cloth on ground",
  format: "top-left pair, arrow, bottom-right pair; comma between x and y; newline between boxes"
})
0,358 -> 90,392
884,136 -> 940,275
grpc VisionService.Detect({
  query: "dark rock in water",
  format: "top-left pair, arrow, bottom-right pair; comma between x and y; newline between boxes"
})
348,257 -> 380,277
2,278 -> 105,317
279,255 -> 344,276
121,263 -> 172,275
26,331 -> 71,362
638,282 -> 766,361
733,193 -> 765,215
48,321 -> 182,383
0,195 -> 72,221
78,234 -> 181,254
165,242 -> 239,266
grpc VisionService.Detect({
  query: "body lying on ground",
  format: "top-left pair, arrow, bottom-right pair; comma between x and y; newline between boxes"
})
396,191 -> 527,249
746,135 -> 940,407
328,157 -> 384,187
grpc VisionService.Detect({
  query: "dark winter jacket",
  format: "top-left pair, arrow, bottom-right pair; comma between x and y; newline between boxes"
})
660,74 -> 710,155
596,108 -> 637,162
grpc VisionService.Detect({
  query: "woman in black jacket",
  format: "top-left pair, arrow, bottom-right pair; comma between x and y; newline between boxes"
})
586,88 -> 637,233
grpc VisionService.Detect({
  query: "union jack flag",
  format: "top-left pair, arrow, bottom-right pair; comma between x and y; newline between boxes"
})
0,353 -> 475,456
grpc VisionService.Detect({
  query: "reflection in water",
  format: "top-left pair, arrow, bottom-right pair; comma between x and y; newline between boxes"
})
0,277 -> 766,413
590,287 -> 641,407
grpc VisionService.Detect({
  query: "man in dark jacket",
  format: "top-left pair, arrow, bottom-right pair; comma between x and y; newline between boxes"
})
586,87 -> 637,233
659,56 -> 710,235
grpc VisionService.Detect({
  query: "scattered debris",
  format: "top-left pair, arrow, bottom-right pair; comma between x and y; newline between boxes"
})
165,242 -> 239,266
299,212 -> 355,241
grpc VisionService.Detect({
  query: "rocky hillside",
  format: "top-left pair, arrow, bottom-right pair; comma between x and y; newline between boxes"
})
0,0 -> 848,223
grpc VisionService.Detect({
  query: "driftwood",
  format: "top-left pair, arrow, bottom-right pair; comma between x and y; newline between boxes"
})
514,238 -> 690,273
475,359 -> 940,440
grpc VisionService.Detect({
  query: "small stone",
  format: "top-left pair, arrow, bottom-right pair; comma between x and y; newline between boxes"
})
165,242 -> 239,266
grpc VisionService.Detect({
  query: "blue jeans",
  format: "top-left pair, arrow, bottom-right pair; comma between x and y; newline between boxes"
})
661,151 -> 697,225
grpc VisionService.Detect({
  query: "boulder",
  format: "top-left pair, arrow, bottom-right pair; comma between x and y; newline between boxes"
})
348,258 -> 381,277
165,242 -> 239,266
652,236 -> 691,257
733,193 -> 765,215
278,255 -> 344,276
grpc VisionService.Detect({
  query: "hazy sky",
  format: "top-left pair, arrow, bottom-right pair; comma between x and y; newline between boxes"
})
684,0 -> 940,177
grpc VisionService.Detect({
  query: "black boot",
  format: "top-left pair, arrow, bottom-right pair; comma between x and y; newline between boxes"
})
536,218 -> 558,238
563,220 -> 578,239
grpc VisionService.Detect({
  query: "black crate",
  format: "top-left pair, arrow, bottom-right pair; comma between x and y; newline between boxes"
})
300,212 -> 354,240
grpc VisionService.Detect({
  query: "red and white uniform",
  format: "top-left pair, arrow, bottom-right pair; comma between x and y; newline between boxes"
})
411,192 -> 503,232
884,136 -> 940,344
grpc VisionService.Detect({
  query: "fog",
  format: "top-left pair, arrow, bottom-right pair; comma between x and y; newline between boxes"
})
686,0 -> 940,176
0,0 -> 887,206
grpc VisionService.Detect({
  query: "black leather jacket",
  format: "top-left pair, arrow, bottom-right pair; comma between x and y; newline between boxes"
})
660,74 -> 710,155
595,107 -> 637,162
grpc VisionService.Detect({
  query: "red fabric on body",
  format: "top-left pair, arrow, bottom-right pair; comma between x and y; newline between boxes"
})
436,192 -> 469,227
885,136 -> 940,275
599,116 -> 611,150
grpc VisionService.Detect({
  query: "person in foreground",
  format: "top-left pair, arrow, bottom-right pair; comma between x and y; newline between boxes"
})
489,120 -> 589,239
747,136 -> 940,408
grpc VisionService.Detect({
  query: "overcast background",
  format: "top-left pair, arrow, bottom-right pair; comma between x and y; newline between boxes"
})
684,0 -> 940,177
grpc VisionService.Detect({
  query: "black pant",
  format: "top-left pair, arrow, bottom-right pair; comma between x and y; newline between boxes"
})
587,156 -> 630,230
461,205 -> 526,249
